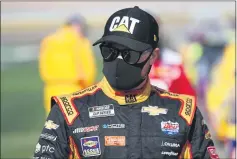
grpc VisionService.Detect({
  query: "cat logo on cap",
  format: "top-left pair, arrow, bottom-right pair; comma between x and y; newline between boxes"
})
109,16 -> 140,34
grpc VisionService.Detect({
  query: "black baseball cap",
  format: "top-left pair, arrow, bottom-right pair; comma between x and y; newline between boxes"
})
93,6 -> 159,51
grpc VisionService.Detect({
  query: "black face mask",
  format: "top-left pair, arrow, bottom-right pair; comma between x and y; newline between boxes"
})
103,58 -> 152,91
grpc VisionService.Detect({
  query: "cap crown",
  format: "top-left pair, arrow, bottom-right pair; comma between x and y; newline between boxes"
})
103,6 -> 159,48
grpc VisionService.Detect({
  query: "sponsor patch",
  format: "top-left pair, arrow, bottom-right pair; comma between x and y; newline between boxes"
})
40,133 -> 57,141
80,136 -> 101,157
207,146 -> 219,159
53,95 -> 79,126
73,125 -> 99,134
161,121 -> 179,135
161,151 -> 178,156
88,104 -> 115,118
109,16 -> 140,34
42,145 -> 55,153
102,124 -> 125,129
125,94 -> 137,103
44,120 -> 59,130
161,141 -> 180,148
205,130 -> 212,139
141,105 -> 168,116
161,91 -> 179,97
185,98 -> 192,116
60,96 -> 74,116
179,96 -> 196,125
35,143 -> 41,153
105,136 -> 126,146
72,85 -> 98,96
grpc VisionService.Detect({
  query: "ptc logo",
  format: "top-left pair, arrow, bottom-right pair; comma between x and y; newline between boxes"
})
109,16 -> 140,34
42,145 -> 55,153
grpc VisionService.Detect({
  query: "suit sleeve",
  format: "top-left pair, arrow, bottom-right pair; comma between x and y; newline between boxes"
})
33,104 -> 70,158
188,108 -> 220,159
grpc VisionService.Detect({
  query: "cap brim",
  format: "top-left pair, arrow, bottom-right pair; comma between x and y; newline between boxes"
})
93,35 -> 151,52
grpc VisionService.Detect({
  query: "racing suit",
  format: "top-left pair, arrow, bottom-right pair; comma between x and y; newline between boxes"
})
33,77 -> 219,159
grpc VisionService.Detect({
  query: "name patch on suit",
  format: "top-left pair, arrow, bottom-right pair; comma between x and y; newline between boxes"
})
88,104 -> 115,118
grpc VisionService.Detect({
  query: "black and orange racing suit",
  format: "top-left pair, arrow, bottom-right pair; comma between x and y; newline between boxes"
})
33,77 -> 219,159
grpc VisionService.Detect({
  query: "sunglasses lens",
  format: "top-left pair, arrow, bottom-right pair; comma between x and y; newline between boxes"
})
100,43 -> 152,64
122,50 -> 141,64
100,45 -> 118,61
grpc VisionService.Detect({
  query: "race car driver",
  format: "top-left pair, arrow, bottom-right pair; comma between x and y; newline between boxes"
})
33,6 -> 219,159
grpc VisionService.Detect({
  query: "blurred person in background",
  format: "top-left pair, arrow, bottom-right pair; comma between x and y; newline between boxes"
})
149,16 -> 196,97
181,19 -> 227,110
39,14 -> 97,116
206,21 -> 235,158
180,30 -> 204,89
196,19 -> 227,101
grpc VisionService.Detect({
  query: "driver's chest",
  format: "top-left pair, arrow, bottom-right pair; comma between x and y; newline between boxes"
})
69,103 -> 187,159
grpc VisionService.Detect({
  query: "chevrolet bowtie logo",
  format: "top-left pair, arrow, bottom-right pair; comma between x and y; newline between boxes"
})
44,120 -> 59,130
141,106 -> 168,116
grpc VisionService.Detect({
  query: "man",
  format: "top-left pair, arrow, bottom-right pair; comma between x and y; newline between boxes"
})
34,6 -> 219,159
39,14 -> 97,115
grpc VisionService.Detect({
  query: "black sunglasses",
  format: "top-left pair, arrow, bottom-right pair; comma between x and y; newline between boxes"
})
99,43 -> 153,65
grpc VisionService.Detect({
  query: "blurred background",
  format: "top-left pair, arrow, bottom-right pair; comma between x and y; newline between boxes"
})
1,2 -> 236,158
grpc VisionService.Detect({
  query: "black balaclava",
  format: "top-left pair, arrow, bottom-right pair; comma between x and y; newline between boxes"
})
103,54 -> 152,91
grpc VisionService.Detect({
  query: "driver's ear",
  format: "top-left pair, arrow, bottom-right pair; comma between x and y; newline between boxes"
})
149,48 -> 159,65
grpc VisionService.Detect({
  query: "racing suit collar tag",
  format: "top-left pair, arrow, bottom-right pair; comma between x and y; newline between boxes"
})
99,77 -> 151,105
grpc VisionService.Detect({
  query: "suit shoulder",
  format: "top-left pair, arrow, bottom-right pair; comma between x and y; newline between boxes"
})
51,84 -> 101,125
152,86 -> 196,125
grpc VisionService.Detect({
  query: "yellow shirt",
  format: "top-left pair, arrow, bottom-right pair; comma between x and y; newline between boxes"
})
39,26 -> 96,87
207,42 -> 235,112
